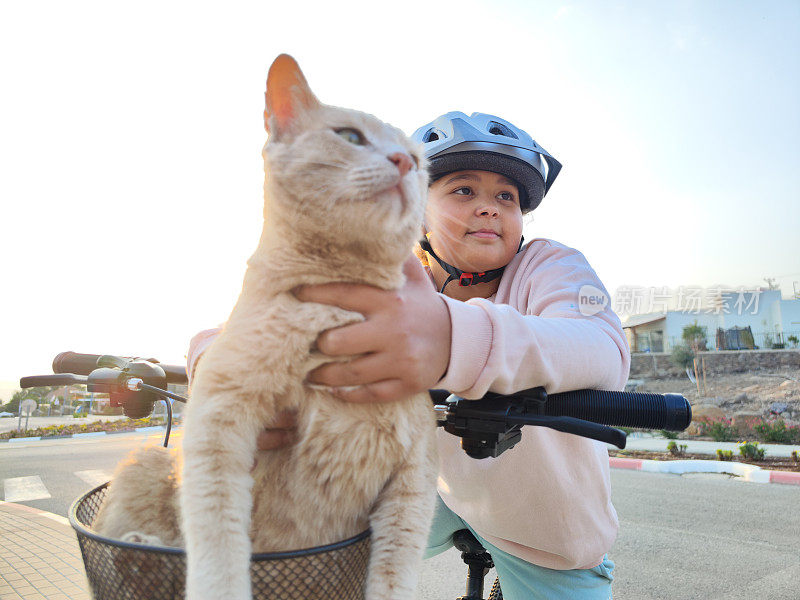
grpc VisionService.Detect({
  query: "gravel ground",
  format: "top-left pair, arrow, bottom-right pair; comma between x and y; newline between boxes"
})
635,370 -> 799,422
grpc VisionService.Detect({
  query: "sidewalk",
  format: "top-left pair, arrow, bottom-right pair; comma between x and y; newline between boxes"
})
0,502 -> 89,600
621,435 -> 800,457
610,435 -> 800,486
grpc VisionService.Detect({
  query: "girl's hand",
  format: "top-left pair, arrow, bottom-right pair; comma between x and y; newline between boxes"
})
296,256 -> 452,403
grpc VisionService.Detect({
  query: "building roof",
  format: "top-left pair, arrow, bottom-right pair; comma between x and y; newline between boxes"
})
621,312 -> 667,329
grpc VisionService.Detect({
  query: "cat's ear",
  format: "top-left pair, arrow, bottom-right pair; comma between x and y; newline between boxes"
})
264,54 -> 320,137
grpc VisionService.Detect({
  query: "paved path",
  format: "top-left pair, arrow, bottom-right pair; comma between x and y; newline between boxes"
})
0,502 -> 89,600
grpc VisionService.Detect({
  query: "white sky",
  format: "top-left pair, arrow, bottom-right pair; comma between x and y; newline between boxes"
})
1,0 -> 798,388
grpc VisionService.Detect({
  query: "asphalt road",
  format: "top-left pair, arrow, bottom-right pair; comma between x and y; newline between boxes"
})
0,430 -> 165,515
2,433 -> 799,599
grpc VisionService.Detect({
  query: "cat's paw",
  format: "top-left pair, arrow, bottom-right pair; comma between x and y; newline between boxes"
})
120,531 -> 165,546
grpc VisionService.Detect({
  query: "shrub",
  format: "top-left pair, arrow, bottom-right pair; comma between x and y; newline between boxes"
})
754,420 -> 800,444
0,416 -> 181,440
792,450 -> 798,463
660,429 -> 679,440
738,441 -> 766,461
716,449 -> 733,461
670,345 -> 695,369
682,321 -> 708,351
696,417 -> 737,442
667,441 -> 687,456
788,335 -> 799,348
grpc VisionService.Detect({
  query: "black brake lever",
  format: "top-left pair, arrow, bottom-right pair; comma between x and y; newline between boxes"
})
509,414 -> 627,448
20,374 -> 89,388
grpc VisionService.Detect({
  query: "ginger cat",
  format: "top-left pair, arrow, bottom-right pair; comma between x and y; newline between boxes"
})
93,54 -> 438,600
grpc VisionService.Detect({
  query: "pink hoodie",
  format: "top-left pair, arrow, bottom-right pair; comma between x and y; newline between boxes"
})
187,238 -> 630,570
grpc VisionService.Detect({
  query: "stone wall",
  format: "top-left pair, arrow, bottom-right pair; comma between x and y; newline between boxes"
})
630,349 -> 800,378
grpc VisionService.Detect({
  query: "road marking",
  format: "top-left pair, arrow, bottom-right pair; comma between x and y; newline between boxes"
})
3,475 -> 51,502
75,469 -> 112,488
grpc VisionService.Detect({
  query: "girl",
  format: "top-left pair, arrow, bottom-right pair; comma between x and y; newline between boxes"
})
188,111 -> 629,599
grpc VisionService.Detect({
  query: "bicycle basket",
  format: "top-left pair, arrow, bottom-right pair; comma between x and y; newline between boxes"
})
69,484 -> 371,600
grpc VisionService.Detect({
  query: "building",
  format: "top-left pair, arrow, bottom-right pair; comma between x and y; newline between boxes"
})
622,290 -> 800,353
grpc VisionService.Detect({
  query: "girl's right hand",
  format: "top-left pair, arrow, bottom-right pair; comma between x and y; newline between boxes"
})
256,409 -> 297,450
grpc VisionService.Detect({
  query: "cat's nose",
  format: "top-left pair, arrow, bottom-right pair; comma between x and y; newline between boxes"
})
388,152 -> 414,177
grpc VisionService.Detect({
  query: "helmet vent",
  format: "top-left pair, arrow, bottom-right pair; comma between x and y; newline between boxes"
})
423,128 -> 445,143
487,121 -> 518,139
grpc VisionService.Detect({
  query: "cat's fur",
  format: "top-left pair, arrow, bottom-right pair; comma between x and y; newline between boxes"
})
92,54 -> 438,599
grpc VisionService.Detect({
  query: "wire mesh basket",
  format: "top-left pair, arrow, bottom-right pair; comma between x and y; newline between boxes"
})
69,483 -> 371,599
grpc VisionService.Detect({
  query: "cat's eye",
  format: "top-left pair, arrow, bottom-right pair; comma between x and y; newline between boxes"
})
334,128 -> 366,146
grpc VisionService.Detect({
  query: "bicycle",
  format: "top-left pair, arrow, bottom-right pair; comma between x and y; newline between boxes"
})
22,351 -> 691,600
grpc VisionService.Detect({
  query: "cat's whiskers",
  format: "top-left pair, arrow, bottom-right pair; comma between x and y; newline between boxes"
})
275,158 -> 348,170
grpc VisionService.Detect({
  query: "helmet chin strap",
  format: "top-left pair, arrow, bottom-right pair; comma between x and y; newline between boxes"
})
419,237 -> 524,294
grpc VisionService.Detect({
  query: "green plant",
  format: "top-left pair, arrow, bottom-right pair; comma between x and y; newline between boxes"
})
696,417 -> 737,442
788,335 -> 799,348
682,321 -> 708,352
660,429 -> 679,440
667,441 -> 687,456
754,420 -> 800,444
0,416 -> 181,440
792,450 -> 798,463
670,345 -> 695,369
1,386 -> 59,414
716,449 -> 734,461
738,441 -> 766,461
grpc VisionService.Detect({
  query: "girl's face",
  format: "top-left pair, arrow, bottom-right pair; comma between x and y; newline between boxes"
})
425,170 -> 523,273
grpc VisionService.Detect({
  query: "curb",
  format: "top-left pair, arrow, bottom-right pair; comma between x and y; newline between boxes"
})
609,456 -> 800,486
0,499 -> 71,526
0,424 -> 180,444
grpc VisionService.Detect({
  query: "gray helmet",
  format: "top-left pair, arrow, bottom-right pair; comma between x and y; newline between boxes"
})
411,112 -> 561,213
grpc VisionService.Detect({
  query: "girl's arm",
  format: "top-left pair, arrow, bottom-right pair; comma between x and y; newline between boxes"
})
436,240 -> 630,398
186,327 -> 221,384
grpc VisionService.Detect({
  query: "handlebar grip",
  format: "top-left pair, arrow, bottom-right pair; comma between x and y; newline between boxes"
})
544,390 -> 691,432
52,352 -> 102,376
159,364 -> 188,385
52,351 -> 188,385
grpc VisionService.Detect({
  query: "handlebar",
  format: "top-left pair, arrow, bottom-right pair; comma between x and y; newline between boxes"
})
436,386 -> 691,458
53,351 -> 188,384
22,352 -> 692,458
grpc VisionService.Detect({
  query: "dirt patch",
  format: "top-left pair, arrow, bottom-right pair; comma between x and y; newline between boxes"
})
632,370 -> 800,423
609,450 -> 800,473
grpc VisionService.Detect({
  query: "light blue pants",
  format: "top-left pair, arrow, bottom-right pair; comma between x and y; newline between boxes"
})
424,495 -> 614,600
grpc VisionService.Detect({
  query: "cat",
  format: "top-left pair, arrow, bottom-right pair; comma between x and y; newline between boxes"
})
92,53 -> 438,600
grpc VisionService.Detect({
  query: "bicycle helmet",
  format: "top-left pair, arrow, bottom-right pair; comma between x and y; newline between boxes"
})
411,111 -> 561,213
412,112 -> 561,292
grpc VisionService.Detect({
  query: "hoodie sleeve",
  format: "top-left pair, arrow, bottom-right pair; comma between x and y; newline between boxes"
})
186,327 -> 222,384
435,240 -> 630,398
